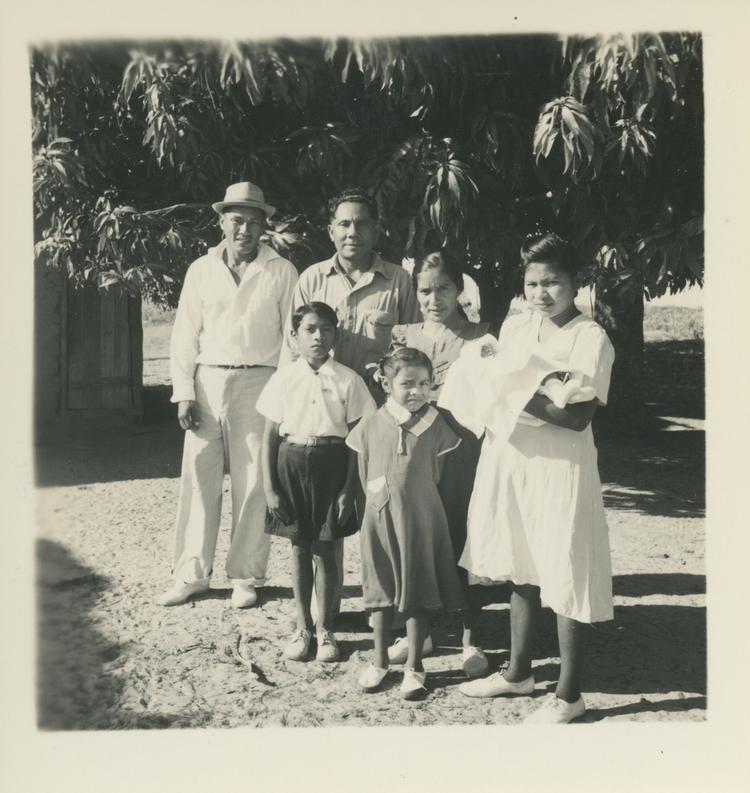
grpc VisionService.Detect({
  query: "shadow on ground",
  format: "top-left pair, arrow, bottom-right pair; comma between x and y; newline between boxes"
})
37,538 -> 212,730
432,573 -> 706,707
35,386 -> 184,487
594,338 -> 704,520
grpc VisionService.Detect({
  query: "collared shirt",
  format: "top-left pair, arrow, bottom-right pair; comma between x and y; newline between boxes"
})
256,357 -> 376,437
279,253 -> 420,381
170,241 -> 299,402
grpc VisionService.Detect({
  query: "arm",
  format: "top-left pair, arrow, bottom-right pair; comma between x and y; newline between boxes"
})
522,392 -> 598,432
261,418 -> 287,520
336,419 -> 361,524
389,324 -> 408,353
170,264 -> 203,429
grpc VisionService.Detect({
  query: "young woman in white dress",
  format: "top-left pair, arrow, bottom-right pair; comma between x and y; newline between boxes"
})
458,233 -> 615,724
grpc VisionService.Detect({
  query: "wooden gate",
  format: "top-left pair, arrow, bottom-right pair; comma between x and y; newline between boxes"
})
64,281 -> 143,415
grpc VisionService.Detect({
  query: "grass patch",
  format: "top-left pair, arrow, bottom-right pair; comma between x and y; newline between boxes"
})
142,301 -> 176,327
643,305 -> 703,343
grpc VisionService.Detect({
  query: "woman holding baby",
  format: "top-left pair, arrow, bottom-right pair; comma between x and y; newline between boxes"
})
441,233 -> 615,724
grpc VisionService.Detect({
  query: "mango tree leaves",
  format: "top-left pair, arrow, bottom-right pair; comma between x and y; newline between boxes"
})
533,97 -> 603,184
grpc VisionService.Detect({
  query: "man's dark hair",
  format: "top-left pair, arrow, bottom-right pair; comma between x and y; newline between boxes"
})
327,188 -> 379,223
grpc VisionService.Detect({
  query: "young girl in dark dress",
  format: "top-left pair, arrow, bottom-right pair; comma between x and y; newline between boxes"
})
346,347 -> 466,699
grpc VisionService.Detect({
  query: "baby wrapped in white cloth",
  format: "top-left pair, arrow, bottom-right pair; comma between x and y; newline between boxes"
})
438,328 -> 594,440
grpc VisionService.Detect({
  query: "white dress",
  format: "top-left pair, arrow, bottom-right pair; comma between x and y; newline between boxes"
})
458,311 -> 616,623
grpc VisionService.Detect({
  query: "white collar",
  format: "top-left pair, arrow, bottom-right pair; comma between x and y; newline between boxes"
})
384,398 -> 438,437
295,356 -> 335,376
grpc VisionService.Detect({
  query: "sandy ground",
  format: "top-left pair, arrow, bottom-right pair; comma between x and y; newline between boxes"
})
34,330 -> 705,729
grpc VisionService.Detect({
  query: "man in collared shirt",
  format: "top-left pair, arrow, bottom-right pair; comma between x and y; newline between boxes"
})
158,181 -> 298,608
280,187 -> 420,621
280,188 -> 420,394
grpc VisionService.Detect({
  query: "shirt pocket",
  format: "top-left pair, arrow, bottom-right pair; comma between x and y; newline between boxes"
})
365,309 -> 397,344
365,475 -> 390,512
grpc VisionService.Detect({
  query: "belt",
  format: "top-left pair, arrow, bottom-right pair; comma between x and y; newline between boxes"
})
284,435 -> 346,446
202,363 -> 261,370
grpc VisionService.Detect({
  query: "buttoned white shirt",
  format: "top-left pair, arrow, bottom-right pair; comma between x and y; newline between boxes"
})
256,357 -> 376,438
170,241 -> 299,402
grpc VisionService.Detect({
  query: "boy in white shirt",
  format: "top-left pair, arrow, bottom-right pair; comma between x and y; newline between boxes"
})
258,302 -> 375,662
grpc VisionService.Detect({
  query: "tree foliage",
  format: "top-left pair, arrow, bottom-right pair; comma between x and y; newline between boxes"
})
31,34 -> 703,425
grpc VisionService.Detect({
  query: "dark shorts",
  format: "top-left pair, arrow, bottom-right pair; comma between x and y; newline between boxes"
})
265,439 -> 358,543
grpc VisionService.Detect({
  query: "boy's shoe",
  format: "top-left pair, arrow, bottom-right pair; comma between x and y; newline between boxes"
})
387,634 -> 434,664
315,630 -> 340,663
461,646 -> 489,679
157,580 -> 209,607
523,693 -> 585,724
230,582 -> 258,609
284,629 -> 313,661
459,671 -> 535,698
358,665 -> 389,692
400,669 -> 428,700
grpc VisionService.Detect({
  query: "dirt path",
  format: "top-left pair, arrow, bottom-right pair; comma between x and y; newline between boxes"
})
34,330 -> 706,729
35,434 -> 705,728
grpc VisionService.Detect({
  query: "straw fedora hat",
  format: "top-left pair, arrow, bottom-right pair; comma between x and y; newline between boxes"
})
212,181 -> 276,218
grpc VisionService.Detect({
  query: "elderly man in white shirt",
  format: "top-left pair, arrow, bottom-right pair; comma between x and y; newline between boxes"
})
158,181 -> 299,608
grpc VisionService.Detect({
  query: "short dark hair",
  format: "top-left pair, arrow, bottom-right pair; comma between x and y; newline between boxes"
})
378,347 -> 433,382
413,249 -> 465,293
520,233 -> 580,280
291,301 -> 339,332
327,188 -> 379,223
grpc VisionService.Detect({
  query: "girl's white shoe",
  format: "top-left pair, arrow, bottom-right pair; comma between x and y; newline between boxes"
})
400,669 -> 428,700
523,693 -> 585,724
358,665 -> 389,692
459,670 -> 535,698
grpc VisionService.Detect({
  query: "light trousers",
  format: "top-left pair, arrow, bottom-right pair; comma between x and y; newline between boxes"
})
171,365 -> 273,585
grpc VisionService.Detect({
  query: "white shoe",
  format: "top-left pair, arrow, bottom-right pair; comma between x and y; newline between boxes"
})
387,634 -> 434,664
284,629 -> 313,661
157,580 -> 209,607
358,665 -> 389,692
316,630 -> 340,663
458,671 -> 535,698
461,646 -> 489,679
523,693 -> 586,724
400,669 -> 428,700
230,582 -> 258,609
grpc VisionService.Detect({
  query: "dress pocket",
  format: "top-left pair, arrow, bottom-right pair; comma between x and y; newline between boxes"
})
365,475 -> 390,511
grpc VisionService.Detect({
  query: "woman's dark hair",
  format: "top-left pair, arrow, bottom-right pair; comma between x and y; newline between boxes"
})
377,347 -> 433,383
413,249 -> 465,293
327,187 -> 379,223
291,301 -> 339,332
520,233 -> 580,281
